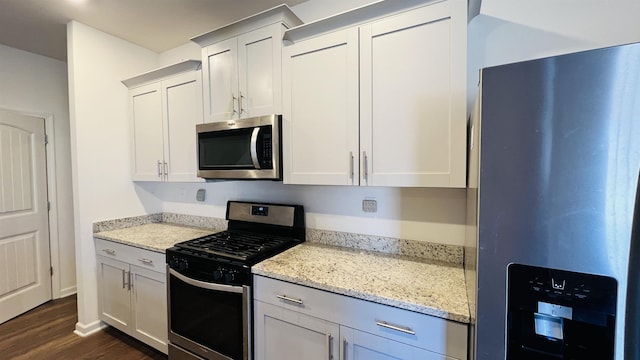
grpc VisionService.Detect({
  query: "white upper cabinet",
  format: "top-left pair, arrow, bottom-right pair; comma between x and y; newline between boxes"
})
129,83 -> 163,181
192,5 -> 302,123
202,37 -> 238,122
282,28 -> 360,185
162,73 -> 204,181
123,60 -> 204,182
283,0 -> 467,188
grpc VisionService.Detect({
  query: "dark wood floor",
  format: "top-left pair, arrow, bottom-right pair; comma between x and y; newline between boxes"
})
0,295 -> 167,360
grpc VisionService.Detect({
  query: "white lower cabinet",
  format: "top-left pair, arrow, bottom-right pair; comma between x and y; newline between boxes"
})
255,301 -> 340,360
341,326 -> 451,360
95,239 -> 167,354
253,276 -> 467,360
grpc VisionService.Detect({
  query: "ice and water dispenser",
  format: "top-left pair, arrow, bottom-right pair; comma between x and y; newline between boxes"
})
507,264 -> 617,359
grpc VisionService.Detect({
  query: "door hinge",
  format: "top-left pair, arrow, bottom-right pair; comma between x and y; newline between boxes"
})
47,201 -> 51,211
50,267 -> 53,276
45,134 -> 49,145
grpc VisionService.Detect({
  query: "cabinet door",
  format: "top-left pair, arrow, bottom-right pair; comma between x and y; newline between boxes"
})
254,301 -> 340,360
130,83 -> 164,181
282,27 -> 360,185
97,256 -> 132,334
341,326 -> 454,360
359,0 -> 466,187
237,23 -> 283,118
162,71 -> 204,182
202,37 -> 239,122
131,265 -> 168,354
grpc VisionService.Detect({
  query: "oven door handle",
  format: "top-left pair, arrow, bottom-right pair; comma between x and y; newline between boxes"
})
169,268 -> 244,294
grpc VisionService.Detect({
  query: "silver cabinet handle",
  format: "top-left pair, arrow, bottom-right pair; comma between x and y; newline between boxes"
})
375,320 -> 415,335
276,294 -> 304,305
349,152 -> 354,181
137,258 -> 153,266
163,162 -> 168,177
363,151 -> 369,183
157,160 -> 162,178
121,269 -> 126,289
102,249 -> 116,256
326,333 -> 333,360
128,271 -> 133,291
232,93 -> 238,114
341,338 -> 347,360
239,92 -> 245,114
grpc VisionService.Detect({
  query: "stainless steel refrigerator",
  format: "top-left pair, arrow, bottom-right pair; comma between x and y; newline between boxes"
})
466,42 -> 640,360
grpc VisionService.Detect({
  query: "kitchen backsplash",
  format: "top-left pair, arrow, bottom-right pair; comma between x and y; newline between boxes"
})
307,229 -> 463,264
93,213 -> 463,265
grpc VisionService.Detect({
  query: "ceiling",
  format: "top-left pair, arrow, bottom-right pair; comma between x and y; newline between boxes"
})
0,0 -> 309,62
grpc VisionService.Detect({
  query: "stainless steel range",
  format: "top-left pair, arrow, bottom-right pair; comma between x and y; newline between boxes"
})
166,201 -> 305,360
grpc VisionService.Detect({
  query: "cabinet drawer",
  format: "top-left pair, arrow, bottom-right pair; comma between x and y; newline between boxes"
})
95,238 -> 165,274
253,275 -> 467,359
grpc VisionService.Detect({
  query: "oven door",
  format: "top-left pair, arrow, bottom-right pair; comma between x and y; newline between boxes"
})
168,268 -> 250,360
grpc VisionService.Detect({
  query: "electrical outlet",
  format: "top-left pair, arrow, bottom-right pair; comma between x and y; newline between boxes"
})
362,199 -> 377,213
196,189 -> 206,202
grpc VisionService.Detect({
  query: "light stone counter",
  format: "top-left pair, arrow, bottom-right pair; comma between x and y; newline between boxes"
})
252,243 -> 470,324
92,213 -> 469,323
94,223 -> 214,253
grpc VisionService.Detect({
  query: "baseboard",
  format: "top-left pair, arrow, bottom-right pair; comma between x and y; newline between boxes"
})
74,320 -> 105,337
59,285 -> 77,299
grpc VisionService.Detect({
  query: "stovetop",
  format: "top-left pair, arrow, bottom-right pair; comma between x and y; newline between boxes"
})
168,201 -> 305,271
174,230 -> 300,262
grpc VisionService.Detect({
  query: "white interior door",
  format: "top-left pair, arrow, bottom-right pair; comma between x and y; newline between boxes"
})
0,111 -> 51,324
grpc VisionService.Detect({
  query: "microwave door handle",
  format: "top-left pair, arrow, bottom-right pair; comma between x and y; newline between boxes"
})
250,127 -> 261,169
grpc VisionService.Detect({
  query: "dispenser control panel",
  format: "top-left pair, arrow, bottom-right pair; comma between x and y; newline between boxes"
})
506,263 -> 617,360
528,275 -> 593,302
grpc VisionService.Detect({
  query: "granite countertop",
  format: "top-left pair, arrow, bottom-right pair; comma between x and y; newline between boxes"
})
94,223 -> 214,253
252,243 -> 470,324
92,214 -> 469,323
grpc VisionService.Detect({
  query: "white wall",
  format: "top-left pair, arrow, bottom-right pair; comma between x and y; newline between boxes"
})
66,3 -> 468,332
125,0 -> 468,247
0,43 -> 76,298
67,21 -> 163,334
68,0 -> 640,335
291,0 -> 374,22
141,182 -> 466,245
158,42 -> 201,67
468,0 -> 640,108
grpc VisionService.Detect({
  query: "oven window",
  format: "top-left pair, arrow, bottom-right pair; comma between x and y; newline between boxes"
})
169,273 -> 244,360
199,128 -> 253,169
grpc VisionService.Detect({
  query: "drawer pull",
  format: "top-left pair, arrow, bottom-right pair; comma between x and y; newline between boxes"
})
102,249 -> 116,256
375,320 -> 416,335
137,258 -> 154,265
276,294 -> 304,305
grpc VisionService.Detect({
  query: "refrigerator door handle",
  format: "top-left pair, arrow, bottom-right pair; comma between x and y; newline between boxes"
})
625,169 -> 640,359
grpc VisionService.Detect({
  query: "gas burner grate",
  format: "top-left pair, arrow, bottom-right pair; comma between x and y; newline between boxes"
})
175,231 -> 297,262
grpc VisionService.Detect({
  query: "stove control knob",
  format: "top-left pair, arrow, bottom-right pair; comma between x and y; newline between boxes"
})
225,272 -> 235,282
213,269 -> 224,280
178,260 -> 188,271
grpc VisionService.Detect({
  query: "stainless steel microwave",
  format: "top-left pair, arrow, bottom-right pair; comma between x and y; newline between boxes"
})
196,114 -> 282,180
